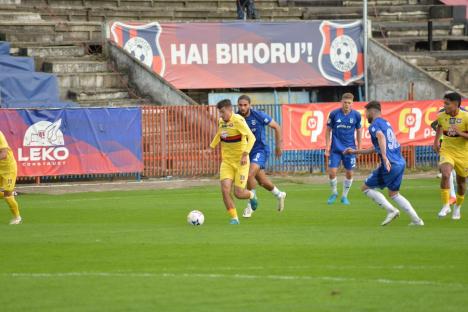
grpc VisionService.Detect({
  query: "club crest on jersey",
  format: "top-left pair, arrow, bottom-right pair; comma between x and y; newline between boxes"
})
251,120 -> 256,126
110,22 -> 165,76
318,20 -> 364,86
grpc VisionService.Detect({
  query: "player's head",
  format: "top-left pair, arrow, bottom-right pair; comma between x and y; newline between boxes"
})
341,93 -> 354,112
364,101 -> 381,123
443,92 -> 462,114
216,99 -> 233,122
237,95 -> 251,117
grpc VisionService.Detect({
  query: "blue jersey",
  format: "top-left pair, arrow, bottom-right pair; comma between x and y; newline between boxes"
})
369,117 -> 405,165
242,109 -> 273,152
327,109 -> 361,153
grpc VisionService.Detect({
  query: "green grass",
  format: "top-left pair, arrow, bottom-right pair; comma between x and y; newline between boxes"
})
0,178 -> 467,311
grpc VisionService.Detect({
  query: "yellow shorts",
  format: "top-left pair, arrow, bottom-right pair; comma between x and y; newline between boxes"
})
219,160 -> 249,189
0,171 -> 17,192
439,151 -> 468,178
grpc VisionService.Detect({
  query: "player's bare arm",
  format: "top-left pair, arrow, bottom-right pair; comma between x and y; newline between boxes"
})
356,127 -> 362,150
343,146 -> 375,155
376,131 -> 391,172
268,120 -> 283,158
433,125 -> 443,153
325,126 -> 331,157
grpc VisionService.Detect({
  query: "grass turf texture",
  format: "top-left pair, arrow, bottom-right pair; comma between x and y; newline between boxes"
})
0,178 -> 467,311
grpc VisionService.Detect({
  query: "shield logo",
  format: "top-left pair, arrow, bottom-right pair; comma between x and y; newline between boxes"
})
318,20 -> 364,86
110,22 -> 165,77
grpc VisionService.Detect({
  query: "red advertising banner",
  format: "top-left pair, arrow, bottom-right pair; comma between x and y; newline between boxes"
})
282,100 -> 468,150
108,21 -> 364,89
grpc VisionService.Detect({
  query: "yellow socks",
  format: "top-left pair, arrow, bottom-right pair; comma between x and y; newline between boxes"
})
456,195 -> 465,207
441,189 -> 450,206
5,196 -> 20,218
227,208 -> 238,219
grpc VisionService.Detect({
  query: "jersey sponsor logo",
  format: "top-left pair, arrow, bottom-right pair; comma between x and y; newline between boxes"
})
300,110 -> 324,143
111,22 -> 165,76
318,20 -> 364,86
399,108 -> 422,140
18,119 -> 69,166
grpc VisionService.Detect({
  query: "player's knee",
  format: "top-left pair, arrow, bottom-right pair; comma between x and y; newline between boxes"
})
361,184 -> 369,192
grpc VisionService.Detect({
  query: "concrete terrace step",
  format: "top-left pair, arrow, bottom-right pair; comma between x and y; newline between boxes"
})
56,72 -> 127,89
377,35 -> 468,51
67,88 -> 131,101
373,21 -> 463,38
77,98 -> 151,107
43,58 -> 109,73
0,11 -> 42,21
18,45 -> 86,57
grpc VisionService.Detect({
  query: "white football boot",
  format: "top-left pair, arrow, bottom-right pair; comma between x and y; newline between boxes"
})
381,210 -> 400,226
438,205 -> 451,218
452,205 -> 461,220
9,216 -> 22,225
243,205 -> 253,218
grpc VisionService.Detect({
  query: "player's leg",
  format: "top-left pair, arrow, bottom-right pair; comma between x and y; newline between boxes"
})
438,156 -> 455,217
255,170 -> 286,212
233,162 -> 256,223
449,170 -> 457,204
361,167 -> 399,225
340,153 -> 356,205
451,160 -> 467,220
1,171 -> 21,225
220,161 -> 240,224
327,152 -> 340,204
243,162 -> 261,218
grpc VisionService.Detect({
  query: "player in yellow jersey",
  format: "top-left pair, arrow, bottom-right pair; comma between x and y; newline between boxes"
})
433,92 -> 468,220
0,130 -> 21,224
210,99 -> 257,224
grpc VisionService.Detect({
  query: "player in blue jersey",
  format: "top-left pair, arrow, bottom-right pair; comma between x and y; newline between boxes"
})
344,101 -> 424,226
237,95 -> 286,218
325,93 -> 362,205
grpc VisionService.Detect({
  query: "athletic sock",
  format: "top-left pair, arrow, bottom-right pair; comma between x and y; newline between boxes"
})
249,189 -> 256,199
391,193 -> 421,222
5,196 -> 20,218
329,177 -> 338,195
342,178 -> 353,197
441,189 -> 450,207
456,194 -> 465,207
271,186 -> 281,197
227,208 -> 238,219
449,172 -> 457,198
363,189 -> 397,213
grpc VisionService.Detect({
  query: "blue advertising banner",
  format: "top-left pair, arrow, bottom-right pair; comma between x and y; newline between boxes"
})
0,108 -> 143,177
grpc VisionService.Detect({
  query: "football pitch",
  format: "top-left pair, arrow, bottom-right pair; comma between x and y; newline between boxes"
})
0,178 -> 467,311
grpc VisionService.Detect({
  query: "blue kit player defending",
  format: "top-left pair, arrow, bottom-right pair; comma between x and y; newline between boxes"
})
344,101 -> 424,226
325,93 -> 362,205
237,95 -> 286,218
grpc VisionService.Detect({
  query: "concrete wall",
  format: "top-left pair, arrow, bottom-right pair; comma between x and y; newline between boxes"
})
107,41 -> 198,106
368,38 -> 466,101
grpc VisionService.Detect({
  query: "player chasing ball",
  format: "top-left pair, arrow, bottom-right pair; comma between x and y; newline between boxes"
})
433,92 -> 468,220
325,93 -> 362,205
344,101 -> 424,226
236,95 -> 286,218
210,99 -> 258,224
0,130 -> 21,225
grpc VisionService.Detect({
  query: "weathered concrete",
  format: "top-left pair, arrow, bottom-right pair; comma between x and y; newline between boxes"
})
107,40 -> 197,105
368,38 -> 466,100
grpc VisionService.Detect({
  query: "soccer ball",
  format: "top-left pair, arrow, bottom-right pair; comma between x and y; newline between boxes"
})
187,210 -> 204,226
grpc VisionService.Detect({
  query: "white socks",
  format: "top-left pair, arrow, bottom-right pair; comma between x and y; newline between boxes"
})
391,193 -> 421,223
271,186 -> 282,197
329,177 -> 338,195
342,178 -> 353,197
363,189 -> 397,213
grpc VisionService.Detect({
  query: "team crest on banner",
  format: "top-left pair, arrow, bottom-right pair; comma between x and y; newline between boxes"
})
318,20 -> 364,86
110,22 -> 165,76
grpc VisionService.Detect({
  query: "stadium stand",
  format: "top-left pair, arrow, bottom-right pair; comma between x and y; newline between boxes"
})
0,0 -> 466,103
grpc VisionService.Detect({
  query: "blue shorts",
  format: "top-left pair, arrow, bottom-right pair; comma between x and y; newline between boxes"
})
365,162 -> 405,191
328,151 -> 356,170
250,149 -> 269,170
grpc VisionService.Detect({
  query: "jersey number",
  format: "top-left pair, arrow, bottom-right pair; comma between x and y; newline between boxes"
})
386,129 -> 400,150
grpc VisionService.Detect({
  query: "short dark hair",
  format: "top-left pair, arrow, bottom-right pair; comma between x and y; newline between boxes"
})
342,93 -> 354,101
238,94 -> 251,104
443,92 -> 462,107
216,99 -> 232,109
365,101 -> 381,111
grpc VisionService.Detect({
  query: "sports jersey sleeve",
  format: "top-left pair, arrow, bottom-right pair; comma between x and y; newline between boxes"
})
0,132 -> 9,150
355,112 -> 362,129
327,111 -> 335,128
236,117 -> 256,153
258,111 -> 273,126
209,121 -> 221,148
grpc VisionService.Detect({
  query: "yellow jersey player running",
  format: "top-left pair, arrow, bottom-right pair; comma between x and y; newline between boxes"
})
0,131 -> 21,224
433,92 -> 468,220
210,99 -> 257,224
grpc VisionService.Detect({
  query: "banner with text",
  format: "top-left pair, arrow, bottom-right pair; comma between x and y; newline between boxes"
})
282,100 -> 467,150
108,21 -> 364,89
0,108 -> 143,177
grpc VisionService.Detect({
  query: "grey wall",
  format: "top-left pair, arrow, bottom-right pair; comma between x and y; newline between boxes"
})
107,41 -> 198,106
368,38 -> 466,101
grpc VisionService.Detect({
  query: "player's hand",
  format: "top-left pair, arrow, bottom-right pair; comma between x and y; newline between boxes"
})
383,157 -> 392,172
324,148 -> 330,157
433,141 -> 440,154
275,146 -> 282,158
343,148 -> 355,155
240,153 -> 248,166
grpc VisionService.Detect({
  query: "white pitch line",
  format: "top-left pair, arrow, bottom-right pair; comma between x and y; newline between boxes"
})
4,272 -> 466,288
